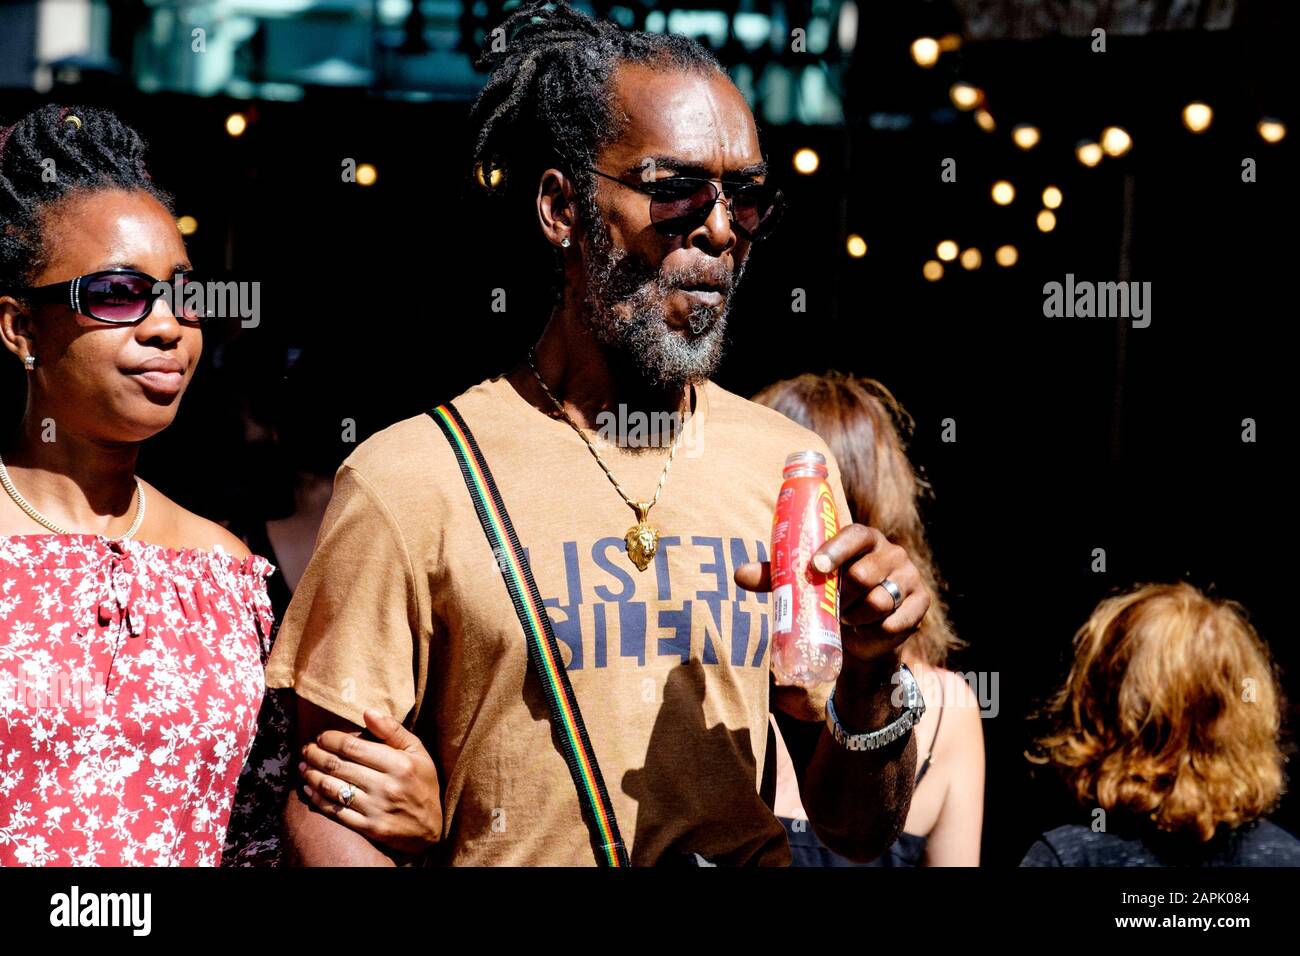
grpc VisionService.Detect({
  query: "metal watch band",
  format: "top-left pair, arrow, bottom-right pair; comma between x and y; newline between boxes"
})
825,662 -> 926,752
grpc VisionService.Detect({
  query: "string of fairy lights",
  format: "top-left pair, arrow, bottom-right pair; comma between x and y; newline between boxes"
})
788,30 -> 1289,282
188,33 -> 1288,271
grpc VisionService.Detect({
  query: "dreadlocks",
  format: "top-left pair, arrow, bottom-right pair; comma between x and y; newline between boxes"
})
467,0 -> 726,305
0,104 -> 171,297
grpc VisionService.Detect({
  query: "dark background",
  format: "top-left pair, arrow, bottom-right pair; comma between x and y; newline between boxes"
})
2,1 -> 1296,866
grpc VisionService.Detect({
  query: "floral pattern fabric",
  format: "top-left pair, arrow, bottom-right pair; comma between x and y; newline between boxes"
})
0,533 -> 284,866
220,685 -> 293,867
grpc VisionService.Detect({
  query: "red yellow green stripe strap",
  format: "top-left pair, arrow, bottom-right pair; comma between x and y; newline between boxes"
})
428,402 -> 629,867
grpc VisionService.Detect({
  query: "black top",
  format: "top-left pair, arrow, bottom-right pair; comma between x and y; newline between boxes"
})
1020,819 -> 1300,867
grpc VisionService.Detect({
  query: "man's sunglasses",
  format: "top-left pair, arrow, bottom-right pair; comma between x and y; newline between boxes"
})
588,168 -> 786,241
7,268 -> 201,324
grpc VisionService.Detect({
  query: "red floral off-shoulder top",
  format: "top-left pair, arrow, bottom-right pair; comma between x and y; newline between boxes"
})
0,533 -> 278,866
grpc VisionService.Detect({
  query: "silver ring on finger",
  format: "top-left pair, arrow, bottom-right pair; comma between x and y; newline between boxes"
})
877,578 -> 903,611
338,783 -> 356,808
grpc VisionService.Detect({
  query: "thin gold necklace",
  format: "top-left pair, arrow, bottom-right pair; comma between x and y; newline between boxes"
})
0,452 -> 146,542
526,348 -> 688,571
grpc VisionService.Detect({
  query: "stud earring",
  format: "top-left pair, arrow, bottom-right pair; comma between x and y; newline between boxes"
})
23,355 -> 35,371
560,237 -> 571,248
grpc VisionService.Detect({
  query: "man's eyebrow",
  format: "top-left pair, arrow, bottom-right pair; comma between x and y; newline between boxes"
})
622,156 -> 768,179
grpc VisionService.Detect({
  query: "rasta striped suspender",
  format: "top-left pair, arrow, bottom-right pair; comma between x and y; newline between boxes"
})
428,402 -> 630,867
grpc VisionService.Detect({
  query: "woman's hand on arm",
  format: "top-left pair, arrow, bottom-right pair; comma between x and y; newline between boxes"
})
299,707 -> 443,858
284,698 -> 401,866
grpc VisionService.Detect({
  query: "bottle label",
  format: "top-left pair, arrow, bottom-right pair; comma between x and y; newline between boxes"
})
770,463 -> 843,685
773,583 -> 792,634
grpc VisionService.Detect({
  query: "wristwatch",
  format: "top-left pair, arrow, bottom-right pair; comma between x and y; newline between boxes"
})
825,662 -> 926,751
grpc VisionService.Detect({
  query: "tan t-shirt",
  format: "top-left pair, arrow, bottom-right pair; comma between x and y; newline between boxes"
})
265,374 -> 851,865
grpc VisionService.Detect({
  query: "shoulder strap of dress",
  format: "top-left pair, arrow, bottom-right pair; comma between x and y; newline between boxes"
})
913,670 -> 944,786
929,674 -> 945,751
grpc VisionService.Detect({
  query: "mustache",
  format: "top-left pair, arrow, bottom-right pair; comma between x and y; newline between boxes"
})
667,271 -> 733,295
588,227 -> 737,301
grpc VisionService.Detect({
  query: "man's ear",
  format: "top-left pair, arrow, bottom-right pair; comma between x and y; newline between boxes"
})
536,167 -> 577,248
0,296 -> 33,364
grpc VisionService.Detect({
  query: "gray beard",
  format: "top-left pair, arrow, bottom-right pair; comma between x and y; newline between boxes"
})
579,212 -> 742,391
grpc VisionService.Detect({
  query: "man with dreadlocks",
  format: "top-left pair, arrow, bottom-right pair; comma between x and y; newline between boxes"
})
268,0 -> 929,866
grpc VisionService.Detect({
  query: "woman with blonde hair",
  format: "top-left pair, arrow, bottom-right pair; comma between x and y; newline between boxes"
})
753,371 -> 984,866
1022,582 -> 1300,865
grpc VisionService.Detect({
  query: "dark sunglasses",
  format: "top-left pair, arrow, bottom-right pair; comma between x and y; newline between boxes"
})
7,268 -> 201,324
588,168 -> 786,241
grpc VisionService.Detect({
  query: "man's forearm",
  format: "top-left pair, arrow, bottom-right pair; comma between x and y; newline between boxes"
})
285,694 -> 406,866
800,653 -> 917,862
283,791 -> 398,866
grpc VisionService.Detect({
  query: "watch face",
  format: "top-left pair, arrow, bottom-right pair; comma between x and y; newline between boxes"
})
901,664 -> 924,714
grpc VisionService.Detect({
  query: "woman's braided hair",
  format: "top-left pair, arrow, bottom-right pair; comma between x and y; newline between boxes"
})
467,0 -> 726,304
0,104 -> 172,297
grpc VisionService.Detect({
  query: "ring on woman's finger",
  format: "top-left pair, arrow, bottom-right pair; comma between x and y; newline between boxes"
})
338,783 -> 356,808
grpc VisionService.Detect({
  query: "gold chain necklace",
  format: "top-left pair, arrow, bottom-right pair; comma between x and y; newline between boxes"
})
0,452 -> 146,542
526,349 -> 688,571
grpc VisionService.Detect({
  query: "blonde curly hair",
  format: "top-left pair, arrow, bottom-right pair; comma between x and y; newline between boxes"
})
1027,582 -> 1288,842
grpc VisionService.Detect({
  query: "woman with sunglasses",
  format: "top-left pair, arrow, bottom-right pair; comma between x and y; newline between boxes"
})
0,105 -> 278,866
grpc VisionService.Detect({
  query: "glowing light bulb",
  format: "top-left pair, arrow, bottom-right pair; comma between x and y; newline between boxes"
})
793,148 -> 820,174
1182,103 -> 1212,133
911,37 -> 940,68
1012,124 -> 1040,150
1076,141 -> 1103,167
950,83 -> 982,111
1101,126 -> 1132,157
